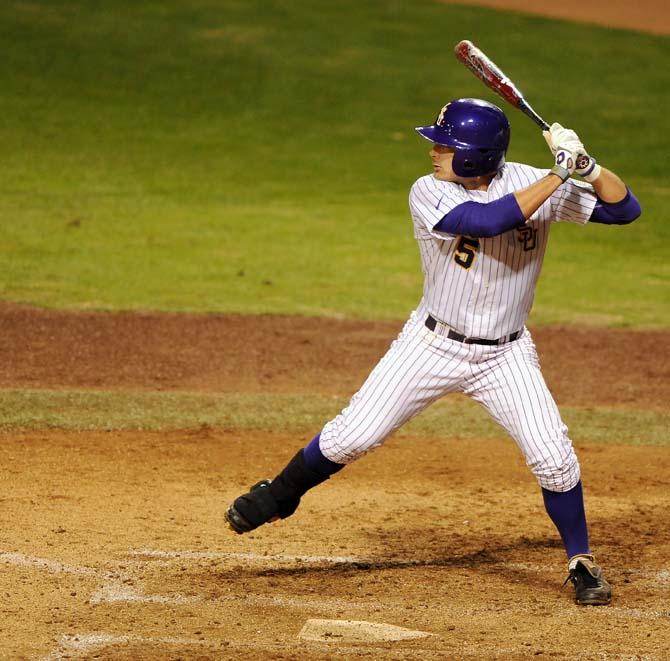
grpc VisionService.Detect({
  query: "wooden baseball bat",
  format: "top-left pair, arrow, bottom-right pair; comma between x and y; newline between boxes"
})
454,40 -> 550,131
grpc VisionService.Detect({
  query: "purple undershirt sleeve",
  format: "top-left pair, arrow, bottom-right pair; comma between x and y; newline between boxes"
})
432,193 -> 526,238
590,189 -> 641,225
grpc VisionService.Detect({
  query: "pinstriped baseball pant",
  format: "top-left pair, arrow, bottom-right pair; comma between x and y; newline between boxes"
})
319,305 -> 580,492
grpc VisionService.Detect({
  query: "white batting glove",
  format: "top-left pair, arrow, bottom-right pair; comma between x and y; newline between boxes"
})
543,122 -> 583,155
554,137 -> 601,183
550,147 -> 577,183
574,150 -> 602,183
544,122 -> 601,182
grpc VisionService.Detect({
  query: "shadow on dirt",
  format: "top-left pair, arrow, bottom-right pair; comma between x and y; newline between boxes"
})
217,535 -> 563,580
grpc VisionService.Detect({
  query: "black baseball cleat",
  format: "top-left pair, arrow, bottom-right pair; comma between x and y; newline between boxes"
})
225,479 -> 299,535
564,555 -> 612,606
225,450 -> 334,535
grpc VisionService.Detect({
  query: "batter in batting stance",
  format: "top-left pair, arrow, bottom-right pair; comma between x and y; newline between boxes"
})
225,99 -> 641,605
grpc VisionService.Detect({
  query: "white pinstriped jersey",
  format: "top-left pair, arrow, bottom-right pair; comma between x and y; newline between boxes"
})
409,162 -> 598,339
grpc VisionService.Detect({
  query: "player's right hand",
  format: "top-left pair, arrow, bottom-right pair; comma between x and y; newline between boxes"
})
574,151 -> 601,182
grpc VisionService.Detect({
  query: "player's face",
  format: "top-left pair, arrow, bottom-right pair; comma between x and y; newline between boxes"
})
430,144 -> 456,181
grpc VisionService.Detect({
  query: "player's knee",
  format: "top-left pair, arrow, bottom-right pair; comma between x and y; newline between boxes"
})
531,452 -> 581,492
318,418 -> 389,464
320,433 -> 386,464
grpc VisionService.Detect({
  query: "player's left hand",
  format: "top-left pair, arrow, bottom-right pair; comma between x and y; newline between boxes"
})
543,122 -> 584,155
554,147 -> 576,172
550,143 -> 580,183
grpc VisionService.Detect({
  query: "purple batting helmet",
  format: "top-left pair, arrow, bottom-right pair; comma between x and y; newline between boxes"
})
415,98 -> 510,177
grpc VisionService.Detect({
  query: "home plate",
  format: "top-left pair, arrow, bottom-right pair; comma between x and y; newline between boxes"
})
298,618 -> 432,643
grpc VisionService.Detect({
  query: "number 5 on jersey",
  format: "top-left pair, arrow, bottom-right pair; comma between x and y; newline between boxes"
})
454,237 -> 480,269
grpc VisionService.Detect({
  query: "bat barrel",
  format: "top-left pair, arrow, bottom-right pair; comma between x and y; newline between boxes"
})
455,40 -> 550,132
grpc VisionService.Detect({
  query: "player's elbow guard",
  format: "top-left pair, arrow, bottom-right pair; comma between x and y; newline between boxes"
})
590,189 -> 641,225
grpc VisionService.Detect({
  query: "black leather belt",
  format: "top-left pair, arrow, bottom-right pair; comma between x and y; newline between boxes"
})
425,314 -> 521,346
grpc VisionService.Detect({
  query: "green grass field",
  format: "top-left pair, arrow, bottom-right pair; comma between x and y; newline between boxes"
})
1,389 -> 668,446
1,0 -> 668,325
0,1 -> 667,442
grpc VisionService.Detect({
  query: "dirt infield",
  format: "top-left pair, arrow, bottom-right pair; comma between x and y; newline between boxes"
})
2,4 -> 668,657
441,0 -> 670,35
1,302 -> 668,407
1,303 -> 669,659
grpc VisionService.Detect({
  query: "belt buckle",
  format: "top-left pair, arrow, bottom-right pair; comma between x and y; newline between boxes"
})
447,329 -> 466,343
465,333 -> 504,346
426,314 -> 518,346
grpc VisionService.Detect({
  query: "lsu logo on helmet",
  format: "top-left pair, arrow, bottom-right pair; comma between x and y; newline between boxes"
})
437,103 -> 451,126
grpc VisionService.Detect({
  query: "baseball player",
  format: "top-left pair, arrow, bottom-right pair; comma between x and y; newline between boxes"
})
225,99 -> 641,605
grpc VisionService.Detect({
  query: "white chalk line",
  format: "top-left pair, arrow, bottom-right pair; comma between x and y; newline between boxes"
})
88,583 -> 351,610
41,633 -> 213,661
41,633 -> 432,661
90,583 -> 357,610
0,549 -> 359,610
0,550 -> 197,607
129,547 -> 366,564
0,551 -> 112,580
5,546 -> 669,588
89,582 -> 200,605
129,550 -> 670,585
128,550 -> 670,573
607,606 -> 670,620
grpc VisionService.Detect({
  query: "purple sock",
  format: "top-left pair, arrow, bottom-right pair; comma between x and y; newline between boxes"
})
542,481 -> 590,559
303,433 -> 344,477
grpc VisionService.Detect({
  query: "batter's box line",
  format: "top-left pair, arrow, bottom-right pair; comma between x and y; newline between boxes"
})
128,547 -> 368,564
127,549 -> 670,582
41,633 -> 215,661
0,549 -> 360,611
89,580 -> 356,611
0,550 -> 121,582
0,550 -> 188,607
42,633 -> 434,661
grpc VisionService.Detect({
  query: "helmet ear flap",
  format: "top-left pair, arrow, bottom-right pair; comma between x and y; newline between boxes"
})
452,148 -> 506,178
